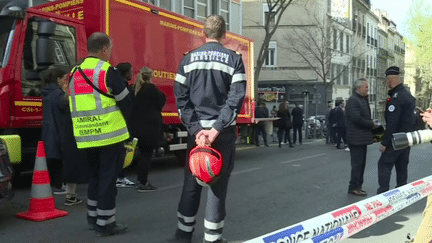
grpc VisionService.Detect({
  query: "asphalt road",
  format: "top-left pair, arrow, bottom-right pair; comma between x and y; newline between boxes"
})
1,139 -> 431,243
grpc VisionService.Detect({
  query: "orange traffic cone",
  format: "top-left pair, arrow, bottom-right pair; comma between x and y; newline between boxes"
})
16,141 -> 68,221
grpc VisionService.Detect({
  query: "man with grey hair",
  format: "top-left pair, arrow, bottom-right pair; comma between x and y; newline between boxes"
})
346,78 -> 377,196
173,15 -> 246,243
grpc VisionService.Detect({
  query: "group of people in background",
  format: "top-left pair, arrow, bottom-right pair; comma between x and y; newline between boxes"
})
254,100 -> 303,148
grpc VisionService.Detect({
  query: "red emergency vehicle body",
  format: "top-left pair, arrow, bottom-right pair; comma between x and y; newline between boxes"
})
0,0 -> 254,170
34,0 -> 255,125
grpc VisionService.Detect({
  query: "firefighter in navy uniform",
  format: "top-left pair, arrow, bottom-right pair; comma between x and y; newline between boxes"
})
377,66 -> 415,194
173,15 -> 246,243
68,32 -> 132,236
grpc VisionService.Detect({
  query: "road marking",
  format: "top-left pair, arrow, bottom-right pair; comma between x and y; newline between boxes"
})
158,167 -> 262,192
280,153 -> 327,164
158,184 -> 183,192
231,167 -> 262,176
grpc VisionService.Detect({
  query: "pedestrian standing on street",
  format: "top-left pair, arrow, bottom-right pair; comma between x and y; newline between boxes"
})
284,101 -> 294,147
270,105 -> 278,142
346,78 -> 377,196
254,101 -> 269,147
41,67 -> 88,206
115,62 -> 136,188
291,102 -> 303,145
68,32 -> 132,236
414,108 -> 432,243
130,66 -> 166,192
173,15 -> 246,243
325,103 -> 334,144
333,100 -> 347,149
377,66 -> 415,194
276,102 -> 293,148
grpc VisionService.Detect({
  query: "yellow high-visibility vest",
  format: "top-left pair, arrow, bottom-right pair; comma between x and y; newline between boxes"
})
69,57 -> 129,148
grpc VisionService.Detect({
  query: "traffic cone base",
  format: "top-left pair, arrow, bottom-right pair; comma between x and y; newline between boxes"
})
16,141 -> 68,222
16,197 -> 68,221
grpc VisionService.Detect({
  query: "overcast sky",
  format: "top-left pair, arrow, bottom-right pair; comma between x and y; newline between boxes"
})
370,0 -> 413,36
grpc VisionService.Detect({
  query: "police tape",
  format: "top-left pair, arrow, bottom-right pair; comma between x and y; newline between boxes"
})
244,175 -> 432,243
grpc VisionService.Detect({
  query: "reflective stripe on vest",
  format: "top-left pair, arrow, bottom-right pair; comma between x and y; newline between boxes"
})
69,58 -> 129,148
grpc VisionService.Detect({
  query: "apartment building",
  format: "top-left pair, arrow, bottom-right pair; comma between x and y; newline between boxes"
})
243,0 -> 354,117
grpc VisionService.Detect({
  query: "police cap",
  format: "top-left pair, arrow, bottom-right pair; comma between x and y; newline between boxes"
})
385,66 -> 400,76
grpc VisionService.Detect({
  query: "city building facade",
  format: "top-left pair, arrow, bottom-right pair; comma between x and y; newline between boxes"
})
242,0 -> 405,120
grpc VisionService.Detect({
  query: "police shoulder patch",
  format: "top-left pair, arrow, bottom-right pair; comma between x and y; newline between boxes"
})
388,105 -> 395,112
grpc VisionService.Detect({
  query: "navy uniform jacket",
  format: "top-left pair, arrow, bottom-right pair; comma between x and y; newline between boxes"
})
381,84 -> 416,148
174,42 -> 246,136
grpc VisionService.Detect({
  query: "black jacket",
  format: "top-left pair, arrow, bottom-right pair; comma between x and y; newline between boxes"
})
130,83 -> 166,147
345,92 -> 374,145
381,84 -> 416,148
276,109 -> 292,129
291,107 -> 303,126
42,83 -> 65,160
332,106 -> 346,128
42,83 -> 89,183
174,42 -> 246,135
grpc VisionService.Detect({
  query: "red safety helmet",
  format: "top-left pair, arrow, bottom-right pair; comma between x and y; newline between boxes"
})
189,146 -> 223,186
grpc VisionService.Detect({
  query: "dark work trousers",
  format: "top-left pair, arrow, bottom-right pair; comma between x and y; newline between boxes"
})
377,147 -> 410,194
335,127 -> 346,148
84,142 -> 125,232
137,145 -> 155,185
348,145 -> 367,191
292,124 -> 302,144
177,126 -> 236,242
47,158 -> 62,189
255,122 -> 268,146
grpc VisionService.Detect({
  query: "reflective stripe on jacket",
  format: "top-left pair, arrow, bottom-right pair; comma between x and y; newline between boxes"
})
69,57 -> 129,148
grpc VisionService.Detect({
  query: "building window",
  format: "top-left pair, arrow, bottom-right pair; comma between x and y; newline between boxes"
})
221,0 -> 229,29
333,28 -> 337,50
346,35 -> 349,53
264,41 -> 277,67
197,0 -> 207,22
184,0 -> 195,18
340,32 -> 344,52
343,65 -> 349,85
263,4 -> 276,26
159,0 -> 172,11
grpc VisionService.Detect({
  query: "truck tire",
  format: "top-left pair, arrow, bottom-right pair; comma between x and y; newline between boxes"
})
174,150 -> 187,167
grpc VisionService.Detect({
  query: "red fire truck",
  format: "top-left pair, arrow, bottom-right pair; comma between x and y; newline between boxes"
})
0,0 -> 255,174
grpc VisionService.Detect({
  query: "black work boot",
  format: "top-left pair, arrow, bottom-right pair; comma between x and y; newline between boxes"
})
95,224 -> 128,237
173,229 -> 193,243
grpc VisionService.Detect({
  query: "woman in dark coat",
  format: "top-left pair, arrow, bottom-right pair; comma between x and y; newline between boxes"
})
129,67 -> 166,192
276,102 -> 289,148
41,67 -> 89,206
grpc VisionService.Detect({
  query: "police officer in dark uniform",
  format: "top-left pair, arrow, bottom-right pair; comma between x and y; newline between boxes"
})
173,15 -> 246,243
377,66 -> 416,194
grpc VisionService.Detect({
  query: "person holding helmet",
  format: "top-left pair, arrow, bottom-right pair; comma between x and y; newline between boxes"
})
173,15 -> 246,243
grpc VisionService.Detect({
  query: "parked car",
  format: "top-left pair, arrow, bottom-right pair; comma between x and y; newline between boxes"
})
0,139 -> 14,205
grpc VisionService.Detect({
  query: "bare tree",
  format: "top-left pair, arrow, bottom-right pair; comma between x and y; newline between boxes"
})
254,0 -> 295,83
280,11 -> 365,104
